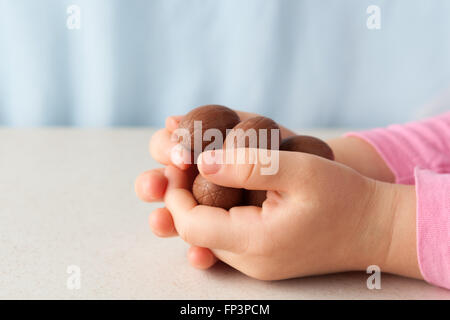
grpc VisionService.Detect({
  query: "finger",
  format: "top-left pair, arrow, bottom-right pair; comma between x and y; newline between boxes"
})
147,165 -> 199,237
165,115 -> 182,132
197,148 -> 316,193
165,187 -> 260,252
149,128 -> 179,165
164,164 -> 198,191
170,143 -> 193,170
135,168 -> 167,202
148,207 -> 178,237
150,128 -> 193,170
187,246 -> 218,269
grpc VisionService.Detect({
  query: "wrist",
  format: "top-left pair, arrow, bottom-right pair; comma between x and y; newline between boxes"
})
327,136 -> 395,183
349,179 -> 421,279
357,180 -> 421,278
381,183 -> 422,279
349,178 -> 397,272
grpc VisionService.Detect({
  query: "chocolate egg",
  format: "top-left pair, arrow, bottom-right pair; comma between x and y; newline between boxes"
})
225,116 -> 281,207
280,135 -> 334,160
177,105 -> 240,153
192,174 -> 243,210
224,116 -> 281,150
244,189 -> 267,207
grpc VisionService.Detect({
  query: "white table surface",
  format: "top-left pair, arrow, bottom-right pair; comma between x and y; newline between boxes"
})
0,128 -> 449,300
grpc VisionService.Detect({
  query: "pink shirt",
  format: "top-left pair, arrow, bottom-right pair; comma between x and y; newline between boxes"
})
347,112 -> 450,290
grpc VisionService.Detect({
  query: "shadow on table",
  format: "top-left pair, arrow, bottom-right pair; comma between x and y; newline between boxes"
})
204,261 -> 450,300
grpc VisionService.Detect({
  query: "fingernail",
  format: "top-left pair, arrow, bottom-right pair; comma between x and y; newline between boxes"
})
199,151 -> 222,175
171,144 -> 191,167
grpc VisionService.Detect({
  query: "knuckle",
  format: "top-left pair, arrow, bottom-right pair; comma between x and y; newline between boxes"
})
177,222 -> 193,245
296,154 -> 319,181
243,163 -> 257,185
237,161 -> 258,186
299,154 -> 315,171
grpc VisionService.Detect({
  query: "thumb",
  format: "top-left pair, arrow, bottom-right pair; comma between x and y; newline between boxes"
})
197,148 -> 304,192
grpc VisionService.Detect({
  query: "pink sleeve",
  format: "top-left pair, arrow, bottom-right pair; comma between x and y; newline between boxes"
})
415,168 -> 450,289
346,112 -> 450,290
346,112 -> 450,185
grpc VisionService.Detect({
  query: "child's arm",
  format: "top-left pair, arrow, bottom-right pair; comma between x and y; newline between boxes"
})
344,112 -> 450,289
136,111 -> 450,288
346,112 -> 450,184
326,136 -> 396,183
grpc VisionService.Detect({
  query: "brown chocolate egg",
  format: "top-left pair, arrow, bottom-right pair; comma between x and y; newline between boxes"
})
280,135 -> 334,160
224,116 -> 281,150
177,105 -> 240,153
244,190 -> 267,207
225,116 -> 281,207
192,174 -> 243,210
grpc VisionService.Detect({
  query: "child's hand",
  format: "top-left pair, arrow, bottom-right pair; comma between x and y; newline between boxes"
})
135,111 -> 296,269
164,148 -> 421,280
135,110 -> 399,272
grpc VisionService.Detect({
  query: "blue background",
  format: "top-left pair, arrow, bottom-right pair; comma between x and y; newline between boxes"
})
0,0 -> 449,128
